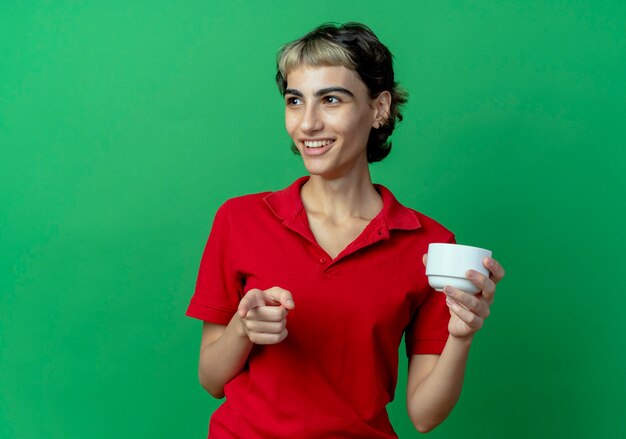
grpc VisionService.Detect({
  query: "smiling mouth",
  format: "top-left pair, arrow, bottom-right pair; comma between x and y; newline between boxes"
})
303,139 -> 335,149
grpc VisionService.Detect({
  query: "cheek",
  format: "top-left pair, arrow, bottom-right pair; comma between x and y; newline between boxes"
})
284,112 -> 298,136
342,114 -> 373,140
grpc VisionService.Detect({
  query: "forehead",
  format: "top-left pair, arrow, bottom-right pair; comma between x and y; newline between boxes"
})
286,65 -> 367,95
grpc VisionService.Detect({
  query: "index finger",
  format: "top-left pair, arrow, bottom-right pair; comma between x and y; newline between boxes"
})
485,257 -> 505,284
238,289 -> 266,318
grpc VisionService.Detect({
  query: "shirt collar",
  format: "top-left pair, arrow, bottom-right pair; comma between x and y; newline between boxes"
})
263,176 -> 421,232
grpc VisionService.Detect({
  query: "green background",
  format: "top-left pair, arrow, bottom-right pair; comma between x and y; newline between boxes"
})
2,1 -> 625,437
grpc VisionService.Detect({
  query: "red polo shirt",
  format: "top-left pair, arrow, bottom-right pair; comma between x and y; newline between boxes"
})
187,177 -> 455,438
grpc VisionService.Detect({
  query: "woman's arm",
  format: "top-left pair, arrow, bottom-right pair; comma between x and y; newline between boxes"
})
198,317 -> 252,399
406,256 -> 505,432
197,287 -> 295,398
406,337 -> 472,433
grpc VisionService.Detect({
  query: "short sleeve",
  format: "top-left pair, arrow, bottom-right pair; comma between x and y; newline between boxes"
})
405,233 -> 456,356
186,201 -> 243,324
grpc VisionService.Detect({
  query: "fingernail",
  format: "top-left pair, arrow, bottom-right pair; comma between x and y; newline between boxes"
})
446,297 -> 455,307
286,299 -> 294,307
444,286 -> 452,295
466,270 -> 475,279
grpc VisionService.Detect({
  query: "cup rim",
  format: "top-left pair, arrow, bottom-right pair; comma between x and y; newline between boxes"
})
428,243 -> 491,254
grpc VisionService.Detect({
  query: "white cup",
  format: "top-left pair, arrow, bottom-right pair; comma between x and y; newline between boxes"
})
425,243 -> 492,294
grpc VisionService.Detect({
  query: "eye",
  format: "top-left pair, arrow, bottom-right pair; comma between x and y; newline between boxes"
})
285,96 -> 302,106
323,95 -> 341,104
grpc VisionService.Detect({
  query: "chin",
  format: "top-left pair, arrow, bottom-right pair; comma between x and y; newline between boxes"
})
303,164 -> 347,181
303,165 -> 330,177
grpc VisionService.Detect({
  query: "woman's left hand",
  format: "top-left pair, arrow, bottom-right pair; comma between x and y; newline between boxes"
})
441,256 -> 505,340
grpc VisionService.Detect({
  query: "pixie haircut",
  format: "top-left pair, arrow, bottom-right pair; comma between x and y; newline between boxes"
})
276,22 -> 408,163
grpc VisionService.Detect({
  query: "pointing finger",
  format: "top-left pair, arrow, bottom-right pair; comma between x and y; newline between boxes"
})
238,289 -> 266,318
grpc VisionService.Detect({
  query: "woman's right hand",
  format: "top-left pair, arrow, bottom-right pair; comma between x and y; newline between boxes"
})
237,287 -> 295,345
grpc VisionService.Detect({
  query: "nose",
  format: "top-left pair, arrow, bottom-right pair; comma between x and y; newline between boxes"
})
299,103 -> 323,133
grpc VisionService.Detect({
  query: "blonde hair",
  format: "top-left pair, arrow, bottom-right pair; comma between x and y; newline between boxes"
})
277,38 -> 356,80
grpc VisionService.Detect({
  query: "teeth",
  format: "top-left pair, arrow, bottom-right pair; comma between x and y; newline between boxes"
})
304,140 -> 333,148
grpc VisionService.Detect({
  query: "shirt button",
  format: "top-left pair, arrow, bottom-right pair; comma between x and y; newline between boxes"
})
319,257 -> 327,264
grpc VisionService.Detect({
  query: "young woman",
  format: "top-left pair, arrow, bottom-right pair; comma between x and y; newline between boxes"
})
186,22 -> 505,438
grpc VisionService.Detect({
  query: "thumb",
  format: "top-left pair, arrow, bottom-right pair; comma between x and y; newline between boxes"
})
422,253 -> 428,267
266,286 -> 295,310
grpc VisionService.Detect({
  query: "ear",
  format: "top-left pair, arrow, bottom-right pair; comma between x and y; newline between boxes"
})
372,91 -> 392,129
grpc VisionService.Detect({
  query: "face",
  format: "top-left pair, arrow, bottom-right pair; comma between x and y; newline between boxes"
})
284,65 -> 385,180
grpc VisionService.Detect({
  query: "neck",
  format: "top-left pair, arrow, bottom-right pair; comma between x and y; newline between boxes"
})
301,168 -> 382,221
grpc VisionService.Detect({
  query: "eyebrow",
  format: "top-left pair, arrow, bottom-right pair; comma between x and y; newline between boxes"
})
284,87 -> 355,98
